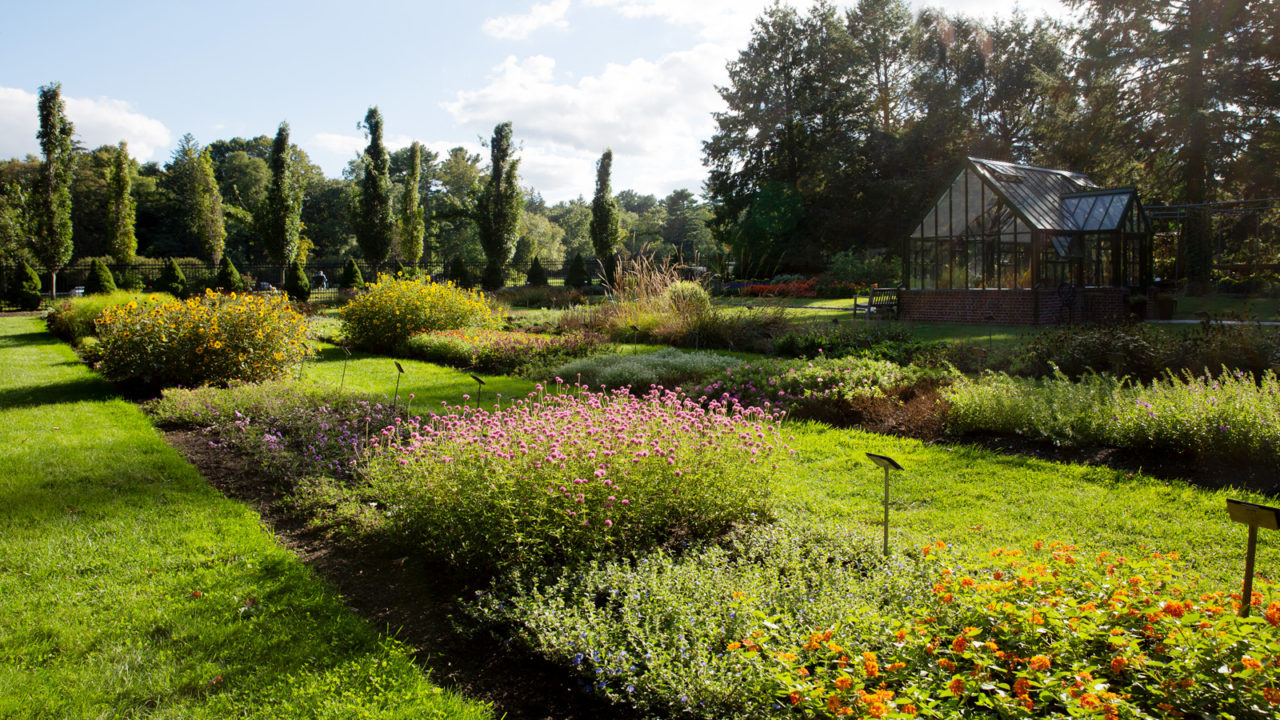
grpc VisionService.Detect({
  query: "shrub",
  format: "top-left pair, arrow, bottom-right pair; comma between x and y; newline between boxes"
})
157,258 -> 187,297
318,386 -> 785,571
18,261 -> 42,310
740,277 -> 817,298
341,257 -> 365,289
553,348 -> 742,391
405,328 -> 608,374
84,258 -> 117,294
773,324 -> 941,365
565,252 -> 589,289
663,280 -> 711,316
495,285 -> 583,310
285,258 -> 311,302
447,255 -> 475,289
339,274 -> 501,353
46,290 -> 171,344
214,255 -> 243,292
95,290 -> 312,386
525,256 -> 549,286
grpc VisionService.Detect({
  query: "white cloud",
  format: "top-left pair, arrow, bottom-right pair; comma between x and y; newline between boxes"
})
0,86 -> 171,162
443,47 -> 724,200
483,0 -> 571,40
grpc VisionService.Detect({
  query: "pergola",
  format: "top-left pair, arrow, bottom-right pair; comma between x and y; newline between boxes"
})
900,158 -> 1153,324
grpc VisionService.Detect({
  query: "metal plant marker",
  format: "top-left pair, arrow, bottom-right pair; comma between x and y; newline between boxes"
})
393,361 -> 405,410
1226,499 -> 1279,618
470,374 -> 485,408
866,453 -> 903,557
339,346 -> 351,392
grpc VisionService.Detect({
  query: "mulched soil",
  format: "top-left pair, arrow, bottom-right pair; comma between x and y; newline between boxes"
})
164,429 -> 640,720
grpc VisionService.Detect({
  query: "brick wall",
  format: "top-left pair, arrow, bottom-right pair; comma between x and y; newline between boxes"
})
899,288 -> 1129,325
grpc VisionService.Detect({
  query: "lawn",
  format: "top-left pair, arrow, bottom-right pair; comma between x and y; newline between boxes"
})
0,315 -> 490,720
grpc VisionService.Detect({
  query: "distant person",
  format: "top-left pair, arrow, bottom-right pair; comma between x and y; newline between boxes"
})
314,270 -> 328,289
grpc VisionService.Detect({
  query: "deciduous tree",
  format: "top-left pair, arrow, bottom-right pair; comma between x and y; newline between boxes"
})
263,122 -> 303,282
32,82 -> 76,298
106,141 -> 137,265
355,107 -> 394,271
397,141 -> 425,269
475,122 -> 521,289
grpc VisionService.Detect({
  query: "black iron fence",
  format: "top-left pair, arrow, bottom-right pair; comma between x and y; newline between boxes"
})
0,256 -> 587,309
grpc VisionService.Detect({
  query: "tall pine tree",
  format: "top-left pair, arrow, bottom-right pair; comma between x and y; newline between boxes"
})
32,82 -> 76,299
589,149 -> 619,285
397,141 -> 425,270
106,141 -> 137,266
476,122 -> 521,289
263,122 -> 303,283
356,107 -> 394,272
167,135 -> 226,265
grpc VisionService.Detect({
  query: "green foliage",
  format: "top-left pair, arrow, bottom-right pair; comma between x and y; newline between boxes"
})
476,122 -> 522,289
310,387 -> 784,572
18,261 -> 42,310
263,122 -> 302,277
340,256 -> 364,289
447,254 -> 475,289
662,280 -> 711,316
525,256 -> 548,286
167,135 -> 227,265
214,254 -> 243,292
339,274 -> 501,352
405,328 -> 608,374
32,83 -> 76,292
772,323 -> 941,365
84,258 -> 117,294
589,149 -> 620,284
945,368 -> 1280,467
284,257 -> 310,302
158,257 -> 187,297
565,252 -> 589,288
94,291 -> 312,387
397,141 -> 426,267
106,141 -> 136,265
356,107 -> 395,270
826,249 -> 899,286
553,348 -> 742,390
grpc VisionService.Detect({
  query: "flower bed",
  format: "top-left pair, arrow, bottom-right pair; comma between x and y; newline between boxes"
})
405,328 -> 608,374
317,385 -> 787,571
340,275 -> 501,352
94,290 -> 311,386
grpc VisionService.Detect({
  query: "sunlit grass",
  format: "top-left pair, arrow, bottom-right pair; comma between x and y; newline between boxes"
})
0,316 -> 491,720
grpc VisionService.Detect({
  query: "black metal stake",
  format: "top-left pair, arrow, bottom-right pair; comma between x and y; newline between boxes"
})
339,346 -> 351,392
470,374 -> 485,409
393,361 -> 405,411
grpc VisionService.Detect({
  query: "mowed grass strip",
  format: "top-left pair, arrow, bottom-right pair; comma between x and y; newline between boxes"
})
0,316 -> 490,720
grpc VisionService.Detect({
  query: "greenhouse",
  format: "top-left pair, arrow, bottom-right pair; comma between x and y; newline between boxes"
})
900,157 -> 1153,324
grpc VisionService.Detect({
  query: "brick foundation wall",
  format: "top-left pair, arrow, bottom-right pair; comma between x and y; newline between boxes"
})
899,288 -> 1129,325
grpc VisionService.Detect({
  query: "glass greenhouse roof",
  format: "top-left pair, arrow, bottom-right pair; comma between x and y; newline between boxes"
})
1060,189 -> 1138,232
966,158 -> 1097,232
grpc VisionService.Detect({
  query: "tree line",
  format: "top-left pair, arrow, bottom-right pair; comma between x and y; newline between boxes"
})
0,92 -> 720,296
704,0 -> 1280,281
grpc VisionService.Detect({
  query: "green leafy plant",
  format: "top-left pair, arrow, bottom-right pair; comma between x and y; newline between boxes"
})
284,257 -> 311,302
18,261 -> 42,310
157,257 -> 187,297
214,254 -> 243,292
84,258 -> 117,294
339,274 -> 501,353
341,257 -> 365,289
45,290 -> 171,345
405,328 -> 608,374
525,256 -> 549,286
565,252 -> 589,289
553,348 -> 742,391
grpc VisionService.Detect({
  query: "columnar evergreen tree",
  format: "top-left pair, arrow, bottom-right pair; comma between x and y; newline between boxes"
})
397,141 -> 426,269
32,82 -> 76,299
476,122 -> 521,289
589,149 -> 620,285
106,141 -> 137,266
356,107 -> 394,271
263,122 -> 303,283
195,148 -> 227,266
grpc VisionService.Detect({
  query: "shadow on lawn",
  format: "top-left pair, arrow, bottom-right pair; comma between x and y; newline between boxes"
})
0,376 -> 114,410
0,331 -> 58,349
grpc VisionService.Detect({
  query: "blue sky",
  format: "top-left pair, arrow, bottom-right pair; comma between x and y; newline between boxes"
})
0,0 -> 1071,202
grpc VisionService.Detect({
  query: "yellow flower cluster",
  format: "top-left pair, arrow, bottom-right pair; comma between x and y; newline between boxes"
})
95,290 -> 312,386
340,274 -> 502,352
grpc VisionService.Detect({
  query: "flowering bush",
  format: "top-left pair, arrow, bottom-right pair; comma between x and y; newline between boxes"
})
405,328 -> 608,374
740,277 -> 818,298
945,368 -> 1280,465
742,542 -> 1280,718
94,290 -> 311,386
328,384 -> 787,571
340,275 -> 501,352
45,290 -> 171,344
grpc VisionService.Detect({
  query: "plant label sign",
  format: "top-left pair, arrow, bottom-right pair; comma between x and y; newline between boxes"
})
1226,498 -> 1279,618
